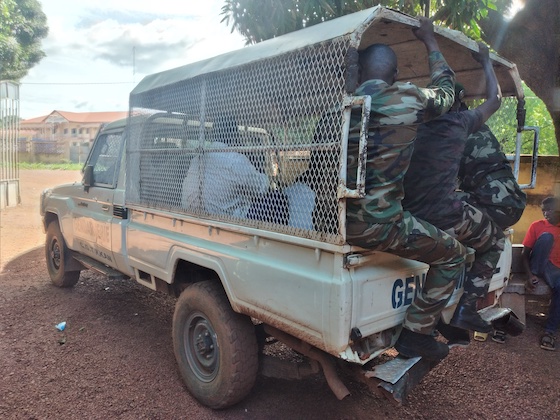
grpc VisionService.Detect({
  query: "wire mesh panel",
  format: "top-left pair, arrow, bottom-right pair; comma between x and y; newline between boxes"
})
127,38 -> 351,244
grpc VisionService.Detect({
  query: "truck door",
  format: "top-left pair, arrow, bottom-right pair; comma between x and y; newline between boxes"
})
71,128 -> 124,267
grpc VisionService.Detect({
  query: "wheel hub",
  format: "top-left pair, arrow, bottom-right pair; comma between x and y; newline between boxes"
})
185,313 -> 219,382
195,330 -> 214,357
50,240 -> 61,269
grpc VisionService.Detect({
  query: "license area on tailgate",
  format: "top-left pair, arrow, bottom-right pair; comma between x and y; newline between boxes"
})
349,252 -> 429,337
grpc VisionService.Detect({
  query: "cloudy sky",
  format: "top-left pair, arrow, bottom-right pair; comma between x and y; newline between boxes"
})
20,1 -> 524,120
19,0 -> 246,119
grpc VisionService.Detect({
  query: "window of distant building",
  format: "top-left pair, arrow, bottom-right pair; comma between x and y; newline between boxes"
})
64,128 -> 68,135
79,128 -> 83,134
72,128 -> 77,135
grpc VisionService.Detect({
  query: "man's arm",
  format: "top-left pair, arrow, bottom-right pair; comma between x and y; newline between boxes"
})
412,17 -> 455,120
473,42 -> 502,123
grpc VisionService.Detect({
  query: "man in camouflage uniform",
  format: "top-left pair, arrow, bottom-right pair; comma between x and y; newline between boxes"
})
403,43 -> 503,339
458,124 -> 526,230
346,17 -> 465,361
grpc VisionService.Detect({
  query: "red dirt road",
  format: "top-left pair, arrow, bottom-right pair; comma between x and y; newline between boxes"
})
1,170 -> 559,419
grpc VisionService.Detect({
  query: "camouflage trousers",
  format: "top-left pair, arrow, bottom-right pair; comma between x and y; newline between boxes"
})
458,177 -> 526,230
347,211 -> 466,334
442,200 -> 505,299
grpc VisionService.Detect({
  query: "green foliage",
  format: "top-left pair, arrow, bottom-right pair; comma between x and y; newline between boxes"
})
0,0 -> 48,81
430,0 -> 499,39
221,1 -> 377,44
19,162 -> 83,171
220,0 -> 512,44
485,84 -> 558,156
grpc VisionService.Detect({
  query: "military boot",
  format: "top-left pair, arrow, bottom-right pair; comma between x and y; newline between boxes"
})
395,327 -> 449,361
437,319 -> 470,348
450,293 -> 492,333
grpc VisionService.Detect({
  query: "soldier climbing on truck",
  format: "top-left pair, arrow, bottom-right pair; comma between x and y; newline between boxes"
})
345,18 -> 465,361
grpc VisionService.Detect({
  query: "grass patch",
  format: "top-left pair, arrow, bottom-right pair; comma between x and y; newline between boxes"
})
19,162 -> 83,171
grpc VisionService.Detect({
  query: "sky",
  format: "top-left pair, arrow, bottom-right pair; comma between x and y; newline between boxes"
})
19,0 -> 247,119
19,0 -> 524,120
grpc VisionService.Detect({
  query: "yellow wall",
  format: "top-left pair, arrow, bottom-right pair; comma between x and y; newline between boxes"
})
510,155 -> 559,244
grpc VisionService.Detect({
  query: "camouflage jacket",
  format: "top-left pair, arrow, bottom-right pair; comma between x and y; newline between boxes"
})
346,51 -> 455,225
459,124 -> 526,212
402,109 -> 483,229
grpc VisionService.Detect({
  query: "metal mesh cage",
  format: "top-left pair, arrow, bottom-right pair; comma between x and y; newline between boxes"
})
127,38 -> 351,244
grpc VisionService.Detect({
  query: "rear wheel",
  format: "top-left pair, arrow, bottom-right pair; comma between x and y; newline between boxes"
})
172,280 -> 258,409
45,221 -> 80,287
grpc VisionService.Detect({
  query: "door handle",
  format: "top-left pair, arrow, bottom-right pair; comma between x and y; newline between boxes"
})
101,205 -> 110,211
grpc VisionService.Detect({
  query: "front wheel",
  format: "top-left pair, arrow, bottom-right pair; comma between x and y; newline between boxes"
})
45,221 -> 80,287
172,280 -> 258,409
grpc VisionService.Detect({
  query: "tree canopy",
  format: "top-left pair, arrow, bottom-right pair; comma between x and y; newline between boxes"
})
220,1 -> 508,44
0,0 -> 48,81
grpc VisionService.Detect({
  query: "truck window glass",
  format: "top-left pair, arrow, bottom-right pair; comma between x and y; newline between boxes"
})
88,132 -> 123,187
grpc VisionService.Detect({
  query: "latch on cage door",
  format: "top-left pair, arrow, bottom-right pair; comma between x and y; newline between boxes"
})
338,95 -> 371,199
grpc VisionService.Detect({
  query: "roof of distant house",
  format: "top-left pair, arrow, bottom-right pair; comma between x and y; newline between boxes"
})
22,110 -> 128,125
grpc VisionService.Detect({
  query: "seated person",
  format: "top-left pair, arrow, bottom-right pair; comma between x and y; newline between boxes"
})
523,196 -> 560,351
284,173 -> 316,230
182,116 -> 269,219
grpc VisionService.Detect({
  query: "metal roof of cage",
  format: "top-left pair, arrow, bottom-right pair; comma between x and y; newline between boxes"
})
132,6 -> 523,101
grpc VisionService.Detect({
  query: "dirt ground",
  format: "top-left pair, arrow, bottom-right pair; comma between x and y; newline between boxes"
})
1,170 -> 559,419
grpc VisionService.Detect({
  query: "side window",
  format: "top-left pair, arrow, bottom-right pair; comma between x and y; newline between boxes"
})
87,132 -> 124,187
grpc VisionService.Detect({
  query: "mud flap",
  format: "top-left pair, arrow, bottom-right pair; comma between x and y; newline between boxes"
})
364,356 -> 439,405
478,306 -> 525,336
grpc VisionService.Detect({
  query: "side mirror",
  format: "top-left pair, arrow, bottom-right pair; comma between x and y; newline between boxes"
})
83,165 -> 94,192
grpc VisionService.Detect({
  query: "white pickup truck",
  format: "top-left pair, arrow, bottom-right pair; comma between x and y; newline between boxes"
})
41,6 -> 533,409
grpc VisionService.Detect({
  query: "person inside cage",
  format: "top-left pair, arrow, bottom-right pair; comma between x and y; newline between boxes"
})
182,115 -> 270,219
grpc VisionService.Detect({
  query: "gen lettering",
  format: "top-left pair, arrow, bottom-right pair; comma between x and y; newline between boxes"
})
391,274 -> 426,309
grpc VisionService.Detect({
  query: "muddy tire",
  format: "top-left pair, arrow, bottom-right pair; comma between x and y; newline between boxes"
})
172,280 -> 258,409
45,221 -> 80,288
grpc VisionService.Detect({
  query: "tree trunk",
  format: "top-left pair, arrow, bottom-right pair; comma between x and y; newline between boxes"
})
480,0 -> 560,152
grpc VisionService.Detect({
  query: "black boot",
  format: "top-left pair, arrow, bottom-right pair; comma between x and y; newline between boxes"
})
436,319 -> 470,348
450,293 -> 492,333
395,327 -> 449,361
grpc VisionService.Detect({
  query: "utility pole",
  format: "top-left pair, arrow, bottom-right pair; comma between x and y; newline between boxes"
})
133,46 -> 136,84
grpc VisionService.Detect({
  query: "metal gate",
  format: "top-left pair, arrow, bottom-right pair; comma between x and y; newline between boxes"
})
0,81 -> 20,209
